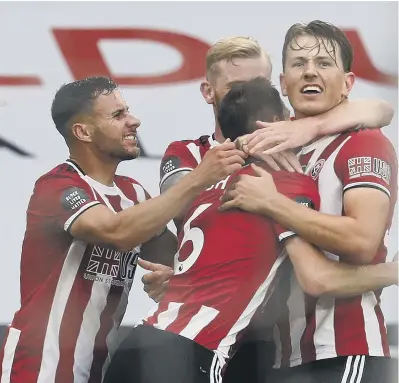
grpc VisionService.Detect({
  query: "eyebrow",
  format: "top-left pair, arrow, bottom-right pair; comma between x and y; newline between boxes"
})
290,55 -> 335,61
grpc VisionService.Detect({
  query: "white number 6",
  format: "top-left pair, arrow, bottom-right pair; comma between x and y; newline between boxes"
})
174,203 -> 212,275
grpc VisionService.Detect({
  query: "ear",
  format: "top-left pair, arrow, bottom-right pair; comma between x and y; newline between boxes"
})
280,73 -> 288,97
342,72 -> 355,98
71,122 -> 93,143
200,80 -> 215,105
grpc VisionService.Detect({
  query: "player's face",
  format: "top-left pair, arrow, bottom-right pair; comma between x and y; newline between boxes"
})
91,91 -> 141,161
201,55 -> 272,113
280,34 -> 355,118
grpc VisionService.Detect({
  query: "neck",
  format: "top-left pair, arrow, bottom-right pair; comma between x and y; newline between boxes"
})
214,123 -> 225,143
293,111 -> 307,120
69,148 -> 118,187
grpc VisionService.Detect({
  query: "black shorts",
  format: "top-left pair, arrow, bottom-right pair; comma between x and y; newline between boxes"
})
223,340 -> 275,383
103,324 -> 223,383
266,356 -> 398,383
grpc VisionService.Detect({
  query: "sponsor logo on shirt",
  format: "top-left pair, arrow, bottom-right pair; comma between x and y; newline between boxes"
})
348,157 -> 391,185
83,245 -> 140,287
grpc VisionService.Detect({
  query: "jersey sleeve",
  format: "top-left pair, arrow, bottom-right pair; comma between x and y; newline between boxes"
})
30,173 -> 101,233
160,141 -> 199,192
334,129 -> 397,198
272,171 -> 321,242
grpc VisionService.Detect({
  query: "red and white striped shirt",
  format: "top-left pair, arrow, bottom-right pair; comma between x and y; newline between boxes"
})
273,129 -> 397,368
149,142 -> 321,362
0,159 -> 150,383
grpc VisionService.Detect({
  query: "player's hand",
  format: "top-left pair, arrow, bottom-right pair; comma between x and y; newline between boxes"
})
252,150 -> 303,173
245,119 -> 319,155
138,259 -> 174,302
194,139 -> 246,188
235,134 -> 302,173
219,163 -> 279,214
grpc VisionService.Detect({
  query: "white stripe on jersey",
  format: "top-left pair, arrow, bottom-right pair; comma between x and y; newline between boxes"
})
153,302 -> 184,330
275,133 -> 389,367
303,134 -> 341,174
344,181 -> 390,197
131,184 -> 146,203
180,306 -> 219,339
73,280 -> 111,381
217,253 -> 287,359
186,142 -> 202,165
314,296 -> 337,359
0,328 -> 21,383
101,285 -> 130,381
305,140 -> 348,358
361,292 -> 386,356
208,135 -> 219,149
37,240 -> 87,383
277,275 -> 307,368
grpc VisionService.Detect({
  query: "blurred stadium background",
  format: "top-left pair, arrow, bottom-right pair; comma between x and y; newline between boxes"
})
0,0 -> 397,359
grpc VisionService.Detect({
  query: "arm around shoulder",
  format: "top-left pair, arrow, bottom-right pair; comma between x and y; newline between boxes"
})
314,98 -> 394,137
284,236 -> 398,298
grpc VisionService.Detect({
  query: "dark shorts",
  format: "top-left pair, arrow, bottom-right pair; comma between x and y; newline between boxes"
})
267,356 -> 398,383
103,324 -> 223,383
223,340 -> 275,383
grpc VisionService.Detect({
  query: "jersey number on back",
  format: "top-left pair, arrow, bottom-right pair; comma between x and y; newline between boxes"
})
174,203 -> 212,275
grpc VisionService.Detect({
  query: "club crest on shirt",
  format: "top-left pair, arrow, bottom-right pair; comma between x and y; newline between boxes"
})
310,159 -> 325,180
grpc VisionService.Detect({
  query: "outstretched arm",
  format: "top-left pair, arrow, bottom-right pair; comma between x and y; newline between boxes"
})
285,236 -> 398,298
245,99 -> 394,154
314,98 -> 394,136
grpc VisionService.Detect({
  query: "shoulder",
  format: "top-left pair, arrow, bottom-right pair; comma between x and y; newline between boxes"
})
345,129 -> 394,149
234,163 -> 315,188
338,129 -> 397,163
29,163 -> 95,212
34,162 -> 82,192
164,135 -> 211,153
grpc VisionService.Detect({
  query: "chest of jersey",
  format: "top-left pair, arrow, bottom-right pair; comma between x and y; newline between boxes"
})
80,180 -> 142,288
300,135 -> 349,218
